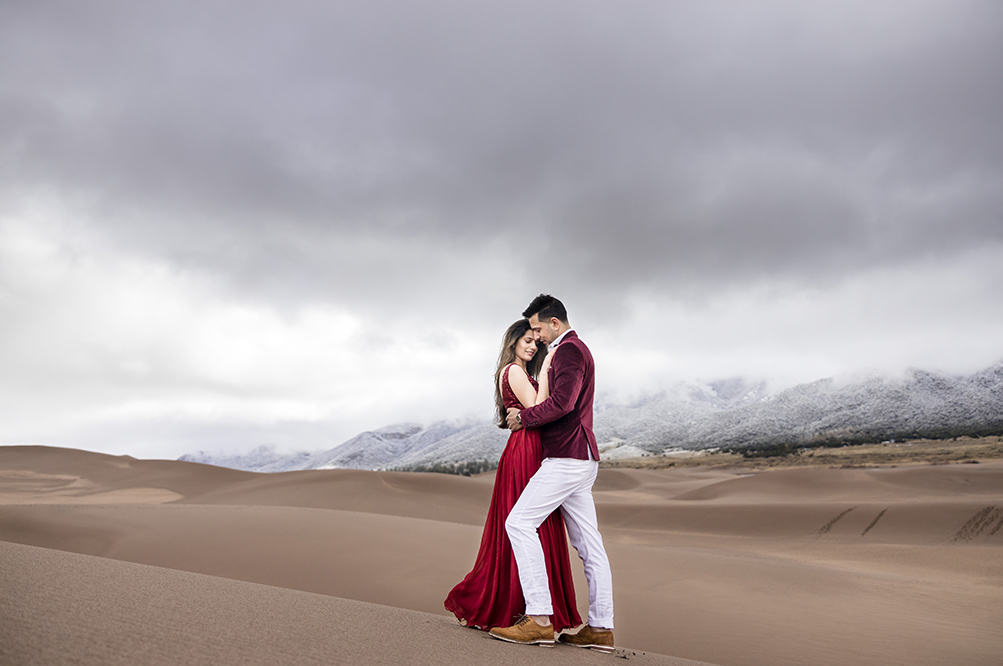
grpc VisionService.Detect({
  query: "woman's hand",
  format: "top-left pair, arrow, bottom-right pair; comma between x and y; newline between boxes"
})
534,347 -> 556,405
542,347 -> 556,369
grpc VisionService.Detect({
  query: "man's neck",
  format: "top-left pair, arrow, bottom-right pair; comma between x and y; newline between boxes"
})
550,327 -> 573,348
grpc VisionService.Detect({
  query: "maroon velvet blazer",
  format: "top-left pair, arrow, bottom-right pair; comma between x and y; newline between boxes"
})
520,331 -> 600,461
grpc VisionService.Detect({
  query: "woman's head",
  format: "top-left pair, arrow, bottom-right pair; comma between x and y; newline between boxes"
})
507,319 -> 538,364
493,319 -> 546,427
498,319 -> 545,371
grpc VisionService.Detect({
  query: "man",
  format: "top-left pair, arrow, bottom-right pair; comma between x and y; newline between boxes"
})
489,294 -> 615,652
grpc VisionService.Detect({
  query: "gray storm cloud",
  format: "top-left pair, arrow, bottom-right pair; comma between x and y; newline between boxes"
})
3,0 -> 1000,298
1,0 -> 1001,456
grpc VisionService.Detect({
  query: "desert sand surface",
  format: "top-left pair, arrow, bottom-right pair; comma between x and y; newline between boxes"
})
2,444 -> 1002,666
1,541 -> 703,666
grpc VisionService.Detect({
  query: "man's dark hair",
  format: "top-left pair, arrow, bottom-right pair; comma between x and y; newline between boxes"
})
522,294 -> 568,323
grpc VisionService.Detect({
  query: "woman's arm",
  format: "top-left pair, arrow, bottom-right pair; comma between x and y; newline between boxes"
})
504,364 -> 539,409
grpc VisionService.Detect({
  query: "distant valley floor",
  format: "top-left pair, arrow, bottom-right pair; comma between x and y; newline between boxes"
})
604,434 -> 1003,470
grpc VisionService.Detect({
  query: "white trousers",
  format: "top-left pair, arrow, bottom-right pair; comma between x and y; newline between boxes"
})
505,457 -> 614,629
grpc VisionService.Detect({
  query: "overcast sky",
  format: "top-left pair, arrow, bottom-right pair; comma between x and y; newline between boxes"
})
2,0 -> 1001,459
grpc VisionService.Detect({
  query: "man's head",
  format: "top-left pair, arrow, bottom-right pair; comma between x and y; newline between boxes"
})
522,294 -> 570,345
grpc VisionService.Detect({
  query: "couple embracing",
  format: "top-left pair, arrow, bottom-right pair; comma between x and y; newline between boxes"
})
444,294 -> 615,652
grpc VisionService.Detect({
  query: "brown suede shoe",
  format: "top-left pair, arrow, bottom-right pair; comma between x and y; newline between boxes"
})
488,615 -> 555,647
557,625 -> 615,653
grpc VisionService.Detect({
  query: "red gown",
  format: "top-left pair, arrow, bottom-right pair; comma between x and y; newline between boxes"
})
444,364 -> 581,631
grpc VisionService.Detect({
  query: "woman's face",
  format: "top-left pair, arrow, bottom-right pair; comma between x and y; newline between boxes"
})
514,332 -> 538,363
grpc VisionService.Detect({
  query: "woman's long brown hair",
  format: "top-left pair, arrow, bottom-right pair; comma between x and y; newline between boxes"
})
493,319 -> 546,428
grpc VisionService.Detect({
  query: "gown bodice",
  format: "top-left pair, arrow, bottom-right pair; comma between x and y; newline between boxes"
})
501,363 -> 538,411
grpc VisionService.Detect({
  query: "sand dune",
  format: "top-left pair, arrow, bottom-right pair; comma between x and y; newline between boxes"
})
2,445 -> 1001,666
1,541 -> 706,666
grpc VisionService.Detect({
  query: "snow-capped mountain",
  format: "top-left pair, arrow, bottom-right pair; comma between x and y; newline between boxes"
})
179,362 -> 1003,473
303,421 -> 472,470
666,364 -> 1003,452
178,445 -> 292,471
387,422 -> 509,473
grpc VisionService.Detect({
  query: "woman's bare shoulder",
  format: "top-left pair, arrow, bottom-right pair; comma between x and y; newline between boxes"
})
506,363 -> 532,386
499,362 -> 520,385
507,362 -> 530,378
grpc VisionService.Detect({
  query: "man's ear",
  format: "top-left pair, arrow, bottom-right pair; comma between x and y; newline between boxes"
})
550,317 -> 561,331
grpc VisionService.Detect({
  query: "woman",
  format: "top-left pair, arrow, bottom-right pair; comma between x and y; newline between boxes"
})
444,319 -> 581,632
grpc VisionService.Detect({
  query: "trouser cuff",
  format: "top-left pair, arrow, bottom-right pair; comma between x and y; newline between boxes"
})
588,616 -> 614,630
525,605 -> 554,616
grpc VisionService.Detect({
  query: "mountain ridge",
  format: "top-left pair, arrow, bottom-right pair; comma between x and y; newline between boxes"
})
179,362 -> 1003,474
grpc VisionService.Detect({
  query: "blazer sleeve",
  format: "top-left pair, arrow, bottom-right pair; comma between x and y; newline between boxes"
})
521,343 -> 585,428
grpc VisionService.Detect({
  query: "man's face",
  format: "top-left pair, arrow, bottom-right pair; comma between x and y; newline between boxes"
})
528,314 -> 560,345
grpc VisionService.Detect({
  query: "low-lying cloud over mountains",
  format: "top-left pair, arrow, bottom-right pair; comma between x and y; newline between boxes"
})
181,362 -> 1003,473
